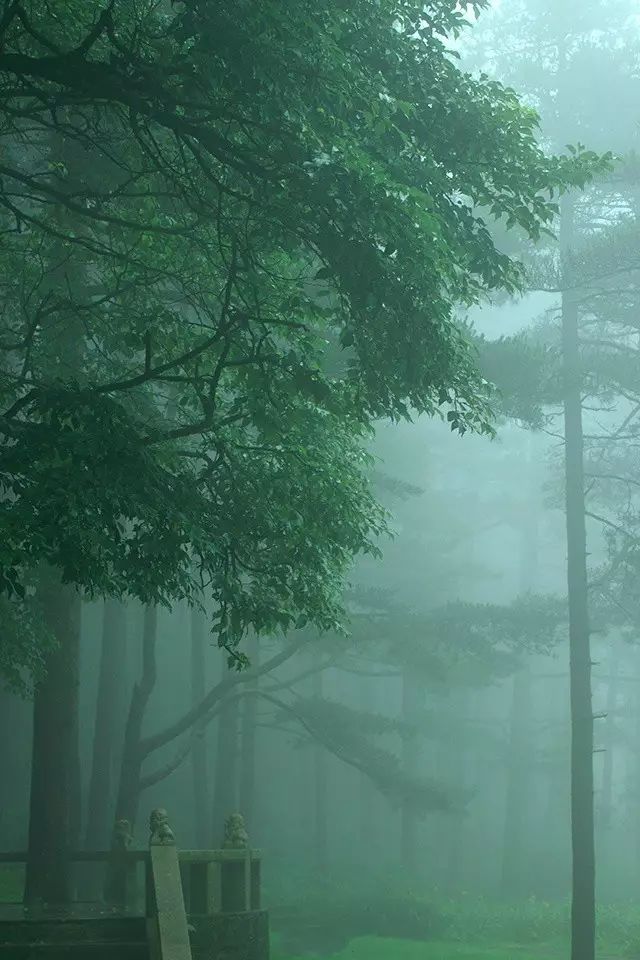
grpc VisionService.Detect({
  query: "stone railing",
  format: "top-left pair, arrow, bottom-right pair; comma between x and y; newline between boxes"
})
102,811 -> 261,916
0,810 -> 267,960
145,808 -> 192,960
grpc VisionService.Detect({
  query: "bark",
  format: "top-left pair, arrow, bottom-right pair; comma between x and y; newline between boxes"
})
24,575 -> 81,905
113,605 -> 158,831
561,196 -> 595,960
239,634 -> 260,835
85,599 -> 128,849
211,664 -> 240,846
190,605 -> 208,848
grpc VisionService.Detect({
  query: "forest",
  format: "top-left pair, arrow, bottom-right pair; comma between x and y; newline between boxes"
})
1,2 -> 640,960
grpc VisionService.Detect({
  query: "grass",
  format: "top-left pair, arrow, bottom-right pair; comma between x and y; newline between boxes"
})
270,880 -> 640,960
274,935 -> 565,960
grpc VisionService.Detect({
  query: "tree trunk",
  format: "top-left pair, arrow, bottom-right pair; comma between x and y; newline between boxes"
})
85,600 -> 128,849
190,605 -> 208,848
448,689 -> 475,893
358,677 -> 375,866
113,605 -> 158,832
211,664 -> 240,846
24,124 -> 88,906
597,635 -> 620,892
598,638 -> 619,834
500,667 -> 532,898
634,678 -> 640,889
239,634 -> 259,835
0,685 -> 32,849
501,438 -> 538,896
400,665 -> 423,875
561,196 -> 595,960
312,659 -> 328,873
24,575 -> 81,905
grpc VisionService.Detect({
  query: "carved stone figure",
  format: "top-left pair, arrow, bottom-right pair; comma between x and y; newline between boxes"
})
149,807 -> 175,845
223,812 -> 249,849
113,818 -> 132,849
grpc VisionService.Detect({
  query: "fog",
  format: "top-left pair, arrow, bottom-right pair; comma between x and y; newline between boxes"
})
2,2 -> 640,960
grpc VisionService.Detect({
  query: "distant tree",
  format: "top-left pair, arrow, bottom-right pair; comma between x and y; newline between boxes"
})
464,4 -> 640,955
190,606 -> 209,848
85,599 -> 128,851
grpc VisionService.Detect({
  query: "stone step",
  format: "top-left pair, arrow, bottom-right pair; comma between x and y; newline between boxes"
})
0,941 -> 148,959
0,918 -> 146,945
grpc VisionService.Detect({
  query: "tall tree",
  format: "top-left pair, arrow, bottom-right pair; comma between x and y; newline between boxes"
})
239,633 -> 260,835
400,666 -> 423,874
114,605 -> 158,833
500,438 -> 538,897
311,658 -> 329,874
464,5 -> 640,954
190,605 -> 208,848
211,681 -> 240,846
0,684 -> 31,849
24,575 -> 81,905
85,599 -> 128,850
596,634 -> 622,880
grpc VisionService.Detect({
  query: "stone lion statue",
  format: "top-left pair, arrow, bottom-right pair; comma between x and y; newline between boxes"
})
149,807 -> 175,845
223,812 -> 249,849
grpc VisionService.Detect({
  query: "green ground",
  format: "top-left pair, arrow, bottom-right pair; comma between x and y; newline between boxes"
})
266,873 -> 640,960
276,938 -> 564,960
2,867 -> 636,960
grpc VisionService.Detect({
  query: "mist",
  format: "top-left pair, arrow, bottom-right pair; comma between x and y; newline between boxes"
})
2,3 -> 640,960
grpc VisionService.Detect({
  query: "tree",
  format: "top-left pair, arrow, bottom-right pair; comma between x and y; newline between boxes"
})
85,599 -> 128,852
0,0 -> 609,622
211,664 -> 240,846
463,4 -> 640,955
24,574 -> 81,905
190,605 -> 208,848
0,0 -> 608,903
238,633 -> 260,836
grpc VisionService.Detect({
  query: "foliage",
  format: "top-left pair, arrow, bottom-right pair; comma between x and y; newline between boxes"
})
272,881 -> 640,959
0,0 -> 610,673
349,594 -> 565,684
264,592 -> 565,817
462,0 -> 640,154
0,593 -> 54,693
277,694 -> 465,814
272,885 -> 446,956
463,0 -> 640,643
476,331 -> 555,427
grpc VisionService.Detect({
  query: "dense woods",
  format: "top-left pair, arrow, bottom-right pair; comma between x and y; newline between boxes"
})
2,3 -> 640,960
